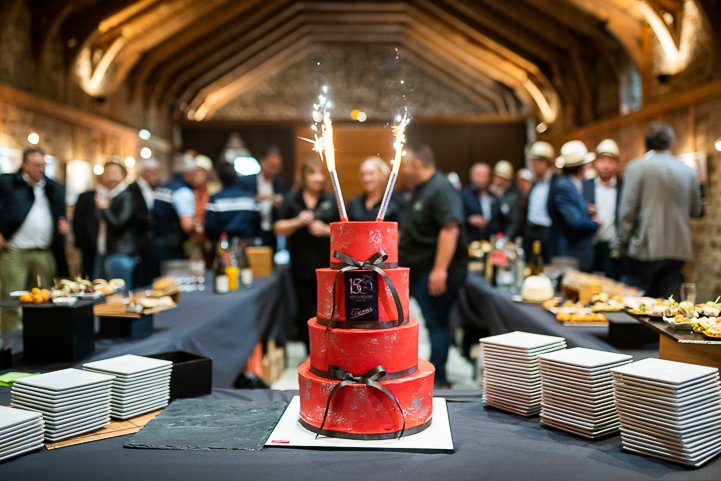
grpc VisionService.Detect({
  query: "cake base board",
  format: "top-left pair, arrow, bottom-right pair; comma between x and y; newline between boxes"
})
265,396 -> 453,453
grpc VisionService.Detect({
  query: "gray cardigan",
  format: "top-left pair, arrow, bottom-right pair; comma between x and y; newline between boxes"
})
618,151 -> 703,261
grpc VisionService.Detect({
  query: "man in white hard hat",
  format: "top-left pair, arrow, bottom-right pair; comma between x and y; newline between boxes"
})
189,154 -> 214,262
490,160 -> 521,239
582,139 -> 623,279
461,162 -> 499,242
524,141 -> 555,262
547,140 -> 599,272
619,122 -> 703,298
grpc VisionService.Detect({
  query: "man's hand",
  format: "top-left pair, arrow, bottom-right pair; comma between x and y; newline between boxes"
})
0,233 -> 7,252
57,218 -> 69,236
309,220 -> 330,238
256,192 -> 274,202
272,194 -> 284,209
587,204 -> 598,216
428,268 -> 448,297
468,215 -> 487,229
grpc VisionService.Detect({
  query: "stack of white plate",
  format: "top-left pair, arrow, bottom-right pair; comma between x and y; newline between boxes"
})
480,331 -> 566,416
10,369 -> 113,442
611,358 -> 721,467
83,354 -> 172,420
0,406 -> 45,462
538,348 -> 632,438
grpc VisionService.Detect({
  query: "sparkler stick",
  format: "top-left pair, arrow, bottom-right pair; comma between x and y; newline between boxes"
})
376,113 -> 410,221
300,86 -> 348,221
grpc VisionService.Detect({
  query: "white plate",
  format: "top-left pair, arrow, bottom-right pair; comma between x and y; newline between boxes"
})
611,358 -> 719,386
0,425 -> 45,451
611,377 -> 720,399
616,407 -> 721,430
538,348 -> 632,369
540,418 -> 618,439
11,385 -> 111,403
483,399 -> 540,417
110,400 -> 168,420
83,354 -> 172,376
111,381 -> 170,396
484,386 -> 541,402
615,396 -> 721,421
44,411 -> 109,432
0,406 -> 43,430
621,427 -> 721,451
52,297 -> 78,306
111,392 -> 169,409
612,387 -> 721,410
9,291 -> 28,298
662,316 -> 695,331
14,369 -> 114,392
10,390 -> 110,410
622,438 -> 721,462
623,444 -> 721,468
0,441 -> 44,463
621,423 -> 721,447
10,395 -> 109,416
106,372 -> 171,387
481,344 -> 566,359
112,388 -> 169,403
480,331 -> 566,350
541,404 -> 618,422
11,380 -> 112,399
0,418 -> 43,441
540,410 -> 619,431
44,419 -> 109,442
540,378 -> 614,395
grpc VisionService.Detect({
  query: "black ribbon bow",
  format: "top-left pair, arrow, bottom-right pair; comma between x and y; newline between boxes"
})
327,250 -> 404,330
316,365 -> 406,440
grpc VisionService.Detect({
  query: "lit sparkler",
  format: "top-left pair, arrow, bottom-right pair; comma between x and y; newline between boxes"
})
300,86 -> 348,221
376,112 -> 410,221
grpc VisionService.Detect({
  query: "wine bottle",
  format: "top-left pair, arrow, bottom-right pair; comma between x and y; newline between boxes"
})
530,240 -> 544,276
214,233 -> 230,294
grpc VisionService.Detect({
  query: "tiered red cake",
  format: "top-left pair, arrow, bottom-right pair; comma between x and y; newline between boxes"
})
298,221 -> 434,439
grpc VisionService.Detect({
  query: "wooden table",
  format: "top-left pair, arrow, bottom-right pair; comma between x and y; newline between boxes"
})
634,316 -> 721,369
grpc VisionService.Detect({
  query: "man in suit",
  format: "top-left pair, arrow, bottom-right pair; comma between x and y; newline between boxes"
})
583,139 -> 623,279
238,147 -> 289,249
461,162 -> 500,242
619,122 -> 704,298
126,158 -> 161,287
490,160 -> 521,240
548,140 -> 599,272
524,141 -> 555,262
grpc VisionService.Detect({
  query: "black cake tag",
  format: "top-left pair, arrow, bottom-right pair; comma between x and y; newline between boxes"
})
344,271 -> 379,323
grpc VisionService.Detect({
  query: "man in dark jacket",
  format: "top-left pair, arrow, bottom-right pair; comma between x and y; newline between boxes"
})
126,158 -> 160,287
205,162 -> 261,244
0,148 -> 69,344
237,147 -> 289,249
582,139 -> 623,279
460,162 -> 500,242
548,141 -> 599,272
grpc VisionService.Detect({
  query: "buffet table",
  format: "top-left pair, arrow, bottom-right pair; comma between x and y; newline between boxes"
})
458,274 -> 658,357
2,269 -> 296,388
0,387 -> 719,480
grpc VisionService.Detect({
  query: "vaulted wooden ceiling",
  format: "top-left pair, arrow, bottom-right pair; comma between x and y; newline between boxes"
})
10,0 -> 718,130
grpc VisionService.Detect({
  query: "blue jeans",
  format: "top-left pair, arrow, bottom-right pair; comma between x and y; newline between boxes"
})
94,254 -> 136,293
410,268 -> 467,385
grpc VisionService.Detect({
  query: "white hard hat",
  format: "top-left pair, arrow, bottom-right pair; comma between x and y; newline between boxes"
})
555,140 -> 595,169
529,141 -> 554,161
595,139 -> 620,159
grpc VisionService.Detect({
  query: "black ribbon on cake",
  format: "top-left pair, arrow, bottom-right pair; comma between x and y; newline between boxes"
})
314,365 -> 406,440
320,250 -> 405,330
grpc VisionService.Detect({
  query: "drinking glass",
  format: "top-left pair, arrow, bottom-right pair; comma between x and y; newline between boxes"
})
680,283 -> 696,305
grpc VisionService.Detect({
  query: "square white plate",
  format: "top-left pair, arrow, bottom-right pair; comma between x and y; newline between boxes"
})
0,418 -> 43,440
481,345 -> 566,361
0,441 -> 44,463
45,420 -> 109,442
611,359 -> 719,386
538,348 -> 632,369
480,332 -> 566,350
112,387 -> 170,402
110,401 -> 168,420
611,378 -> 720,400
623,444 -> 721,468
611,374 -> 720,396
83,354 -> 172,376
110,373 -> 171,389
44,411 -> 109,433
11,387 -> 111,405
540,418 -> 618,439
0,424 -> 45,450
111,394 -> 169,410
14,369 -> 115,392
85,366 -> 171,383
621,427 -> 721,451
612,388 -> 721,410
10,392 -> 110,412
616,407 -> 721,429
0,406 -> 43,430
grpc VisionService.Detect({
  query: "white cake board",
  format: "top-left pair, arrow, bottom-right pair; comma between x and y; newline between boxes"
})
265,396 -> 453,453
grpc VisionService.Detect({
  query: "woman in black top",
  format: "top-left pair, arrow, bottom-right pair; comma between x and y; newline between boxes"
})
346,156 -> 400,223
274,157 -> 339,353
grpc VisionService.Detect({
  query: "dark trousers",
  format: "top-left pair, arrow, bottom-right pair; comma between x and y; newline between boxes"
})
524,223 -> 551,264
621,258 -> 684,299
592,242 -> 621,280
291,272 -> 317,355
410,267 -> 467,385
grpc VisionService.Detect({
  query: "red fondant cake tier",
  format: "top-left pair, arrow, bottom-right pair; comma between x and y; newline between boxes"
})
308,317 -> 419,376
330,222 -> 397,267
316,267 -> 409,325
298,360 -> 434,438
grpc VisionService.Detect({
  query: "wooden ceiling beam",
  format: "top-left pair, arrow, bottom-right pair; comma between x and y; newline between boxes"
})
151,0 -> 301,109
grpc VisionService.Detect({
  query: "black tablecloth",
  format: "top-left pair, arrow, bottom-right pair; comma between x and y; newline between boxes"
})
458,274 -> 658,358
3,269 -> 296,387
0,387 -> 718,481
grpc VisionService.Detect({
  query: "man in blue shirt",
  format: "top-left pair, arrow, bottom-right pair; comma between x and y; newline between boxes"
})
205,162 -> 261,243
524,141 -> 555,262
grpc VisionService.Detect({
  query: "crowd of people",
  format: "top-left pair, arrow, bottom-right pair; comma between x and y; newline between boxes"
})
0,121 -> 703,386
